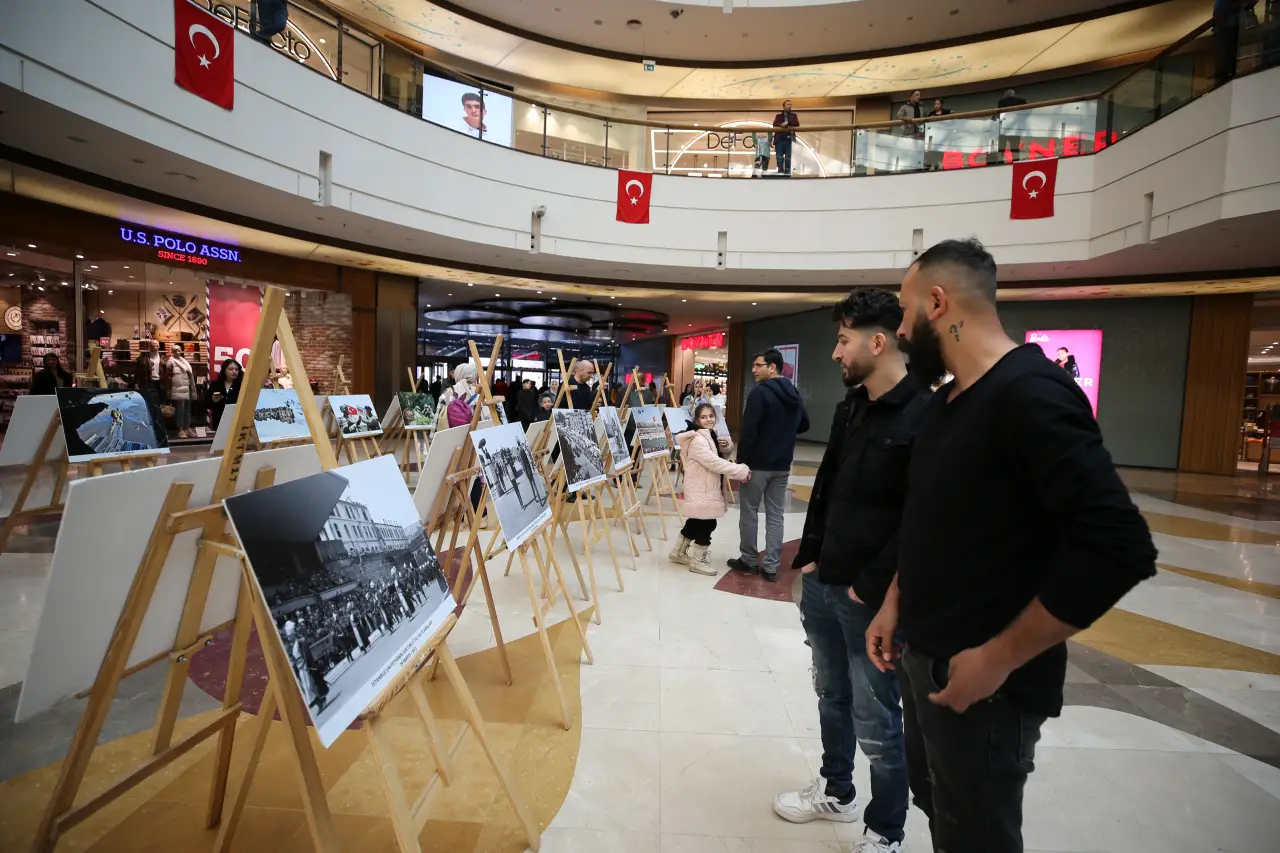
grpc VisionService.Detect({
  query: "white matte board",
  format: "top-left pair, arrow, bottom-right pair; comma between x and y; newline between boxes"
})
380,395 -> 401,431
16,444 -> 324,723
0,395 -> 65,467
411,423 -> 472,526
208,404 -> 236,454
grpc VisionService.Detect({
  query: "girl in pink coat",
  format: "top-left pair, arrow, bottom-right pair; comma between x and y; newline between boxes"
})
670,403 -> 752,575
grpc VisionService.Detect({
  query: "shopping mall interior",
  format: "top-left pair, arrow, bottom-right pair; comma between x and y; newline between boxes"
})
1,1 -> 1279,851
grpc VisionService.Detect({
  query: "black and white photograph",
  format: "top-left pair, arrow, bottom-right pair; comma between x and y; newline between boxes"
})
553,409 -> 607,493
470,422 -> 551,549
329,394 -> 383,439
597,406 -> 631,471
631,405 -> 669,458
223,454 -> 454,748
663,406 -> 692,435
55,388 -> 170,463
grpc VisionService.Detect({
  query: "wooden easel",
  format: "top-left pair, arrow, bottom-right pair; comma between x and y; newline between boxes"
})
623,369 -> 681,540
335,354 -> 351,394
600,368 -> 654,557
462,339 -> 594,730
28,287 -> 540,853
387,366 -> 431,484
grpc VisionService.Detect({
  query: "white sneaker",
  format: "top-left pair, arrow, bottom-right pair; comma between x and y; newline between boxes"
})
854,828 -> 903,852
772,777 -> 859,824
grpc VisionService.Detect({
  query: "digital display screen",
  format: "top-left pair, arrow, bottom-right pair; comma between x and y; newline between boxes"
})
1025,329 -> 1103,417
421,76 -> 513,147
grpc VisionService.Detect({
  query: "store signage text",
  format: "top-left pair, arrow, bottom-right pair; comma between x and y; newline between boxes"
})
681,332 -> 725,351
938,130 -> 1120,171
706,132 -> 758,151
195,1 -> 315,65
118,225 -> 243,265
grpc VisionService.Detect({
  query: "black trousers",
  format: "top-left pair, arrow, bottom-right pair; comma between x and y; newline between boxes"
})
898,646 -> 1046,853
680,517 -> 716,546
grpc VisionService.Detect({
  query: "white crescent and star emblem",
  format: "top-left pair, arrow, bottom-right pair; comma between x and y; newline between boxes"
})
1021,169 -> 1048,199
624,179 -> 645,205
188,23 -> 221,70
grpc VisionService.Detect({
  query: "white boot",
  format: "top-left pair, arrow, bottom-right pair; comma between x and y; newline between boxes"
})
686,543 -> 716,576
668,533 -> 692,566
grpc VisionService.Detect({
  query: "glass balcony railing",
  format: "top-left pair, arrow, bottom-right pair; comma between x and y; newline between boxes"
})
250,0 -> 1280,179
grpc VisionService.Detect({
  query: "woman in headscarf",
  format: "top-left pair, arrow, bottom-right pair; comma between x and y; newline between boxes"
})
434,362 -> 493,429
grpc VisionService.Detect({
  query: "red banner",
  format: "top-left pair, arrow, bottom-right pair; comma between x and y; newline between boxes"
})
1010,158 -> 1058,220
208,282 -> 261,370
175,0 -> 235,110
616,170 -> 653,224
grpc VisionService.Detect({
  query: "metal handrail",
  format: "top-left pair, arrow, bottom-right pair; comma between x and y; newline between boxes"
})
306,0 -> 1223,135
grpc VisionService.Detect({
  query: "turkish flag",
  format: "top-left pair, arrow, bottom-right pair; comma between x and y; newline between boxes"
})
616,170 -> 653,224
1010,158 -> 1057,219
174,0 -> 235,110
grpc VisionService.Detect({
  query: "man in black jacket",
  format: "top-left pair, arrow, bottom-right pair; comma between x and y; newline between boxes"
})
728,349 -> 808,582
868,239 -> 1156,852
772,290 -> 928,853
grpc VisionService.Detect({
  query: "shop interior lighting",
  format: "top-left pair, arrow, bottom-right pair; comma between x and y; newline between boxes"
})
27,243 -> 36,248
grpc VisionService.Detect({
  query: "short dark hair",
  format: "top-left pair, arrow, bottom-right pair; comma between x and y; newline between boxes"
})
753,349 -> 785,373
709,382 -> 721,395
462,92 -> 482,105
913,238 -> 998,303
831,288 -> 903,335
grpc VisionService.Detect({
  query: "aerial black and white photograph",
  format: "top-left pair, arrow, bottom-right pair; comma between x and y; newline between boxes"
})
55,388 -> 170,463
329,394 -> 383,438
631,405 -> 669,458
223,454 -> 454,748
553,408 -> 606,493
253,388 -> 312,443
470,422 -> 551,549
597,406 -> 631,471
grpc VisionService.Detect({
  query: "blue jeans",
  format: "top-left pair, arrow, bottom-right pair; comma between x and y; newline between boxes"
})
738,470 -> 788,573
801,572 -> 908,842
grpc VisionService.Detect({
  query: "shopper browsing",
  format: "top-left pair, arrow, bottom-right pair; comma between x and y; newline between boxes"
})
869,238 -> 1157,851
669,404 -> 751,576
166,343 -> 196,439
30,353 -> 73,395
773,289 -> 928,852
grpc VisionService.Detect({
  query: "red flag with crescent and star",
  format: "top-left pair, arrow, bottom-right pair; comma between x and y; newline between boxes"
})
1010,158 -> 1057,220
174,0 -> 235,110
616,170 -> 653,224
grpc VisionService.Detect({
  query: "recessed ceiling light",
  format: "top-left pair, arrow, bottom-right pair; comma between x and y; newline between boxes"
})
5,252 -> 15,257
108,290 -> 113,294
89,265 -> 98,269
536,290 -> 542,294
726,315 -> 732,319
27,243 -> 36,248
751,302 -> 757,305
681,299 -> 687,302
61,281 -> 67,286
37,286 -> 44,291
468,283 -> 473,287
123,265 -> 129,269
75,254 -> 84,259
319,37 -> 326,43
99,310 -> 105,314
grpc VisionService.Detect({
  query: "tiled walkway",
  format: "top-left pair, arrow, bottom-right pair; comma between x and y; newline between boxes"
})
0,443 -> 1278,852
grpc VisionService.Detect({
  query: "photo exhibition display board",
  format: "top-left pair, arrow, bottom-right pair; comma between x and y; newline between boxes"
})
224,454 -> 455,748
712,405 -> 731,439
662,406 -> 692,434
16,444 -> 325,722
0,394 -> 66,466
596,406 -> 631,472
1025,329 -> 1104,417
552,409 -> 607,493
329,394 -> 384,439
398,391 -> 437,431
411,423 -> 476,525
470,422 -> 551,550
54,389 -> 169,463
209,404 -> 236,454
254,388 -> 311,443
631,406 -> 669,458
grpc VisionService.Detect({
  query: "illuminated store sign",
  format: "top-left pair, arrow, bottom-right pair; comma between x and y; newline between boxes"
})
193,0 -> 337,79
681,332 -> 725,351
1025,329 -> 1103,417
117,225 -> 242,266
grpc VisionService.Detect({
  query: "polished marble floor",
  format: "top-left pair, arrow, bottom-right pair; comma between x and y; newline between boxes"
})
0,442 -> 1278,852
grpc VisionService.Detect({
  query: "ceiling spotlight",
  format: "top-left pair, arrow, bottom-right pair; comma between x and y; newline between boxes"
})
5,252 -> 15,257
37,285 -> 44,291
89,265 -> 98,269
681,299 -> 687,302
536,290 -> 542,294
108,290 -> 113,294
27,243 -> 36,248
61,281 -> 68,286
426,303 -> 431,307
751,302 -> 757,305
100,310 -> 105,315
75,254 -> 84,259
726,315 -> 732,319
123,265 -> 130,269
468,282 -> 473,287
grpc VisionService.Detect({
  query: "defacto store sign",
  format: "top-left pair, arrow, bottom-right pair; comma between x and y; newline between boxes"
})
1025,329 -> 1104,417
117,224 -> 243,266
681,332 -> 725,351
194,1 -> 321,68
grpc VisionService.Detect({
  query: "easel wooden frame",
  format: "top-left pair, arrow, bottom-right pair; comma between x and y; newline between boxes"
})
390,367 -> 431,484
623,368 -> 681,540
29,288 -> 539,853
600,368 -> 653,557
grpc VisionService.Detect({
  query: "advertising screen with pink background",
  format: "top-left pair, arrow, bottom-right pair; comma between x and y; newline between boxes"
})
1024,329 -> 1103,417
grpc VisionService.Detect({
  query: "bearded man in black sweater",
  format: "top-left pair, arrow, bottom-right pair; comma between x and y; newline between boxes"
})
866,238 -> 1156,852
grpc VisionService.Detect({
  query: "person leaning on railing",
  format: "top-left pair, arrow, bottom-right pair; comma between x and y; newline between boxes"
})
772,100 -> 799,176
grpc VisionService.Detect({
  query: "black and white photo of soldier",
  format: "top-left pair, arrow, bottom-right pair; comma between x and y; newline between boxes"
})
553,408 -> 606,492
329,394 -> 384,439
598,406 -> 631,471
470,422 -> 552,549
224,455 -> 454,747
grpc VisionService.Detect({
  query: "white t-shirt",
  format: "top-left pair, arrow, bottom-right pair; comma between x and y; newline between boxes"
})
454,117 -> 484,138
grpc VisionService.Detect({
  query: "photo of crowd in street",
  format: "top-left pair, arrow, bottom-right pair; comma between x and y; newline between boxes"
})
631,405 -> 669,458
552,408 -> 606,492
253,388 -> 311,443
329,394 -> 383,439
224,455 -> 454,747
597,406 -> 631,471
470,422 -> 551,549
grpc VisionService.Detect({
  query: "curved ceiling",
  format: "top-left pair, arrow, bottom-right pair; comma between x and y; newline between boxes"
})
422,0 -> 1143,64
326,0 -> 1212,99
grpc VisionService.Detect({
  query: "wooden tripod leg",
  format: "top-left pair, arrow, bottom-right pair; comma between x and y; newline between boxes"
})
473,546 -> 513,686
594,486 -> 626,591
28,483 -> 195,853
367,714 -> 423,853
50,455 -> 70,508
534,530 -> 593,666
627,474 -> 655,553
575,496 -> 602,625
437,643 -> 541,852
408,681 -> 452,785
205,581 -> 254,827
556,514 -> 590,602
645,461 -> 669,540
0,414 -> 60,554
212,685 -> 278,853
516,543 -> 571,730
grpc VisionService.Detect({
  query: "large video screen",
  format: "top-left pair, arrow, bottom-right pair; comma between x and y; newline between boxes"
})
421,76 -> 513,147
1025,329 -> 1103,417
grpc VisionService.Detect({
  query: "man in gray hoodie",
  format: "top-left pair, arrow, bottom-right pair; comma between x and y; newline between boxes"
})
728,349 -> 809,582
